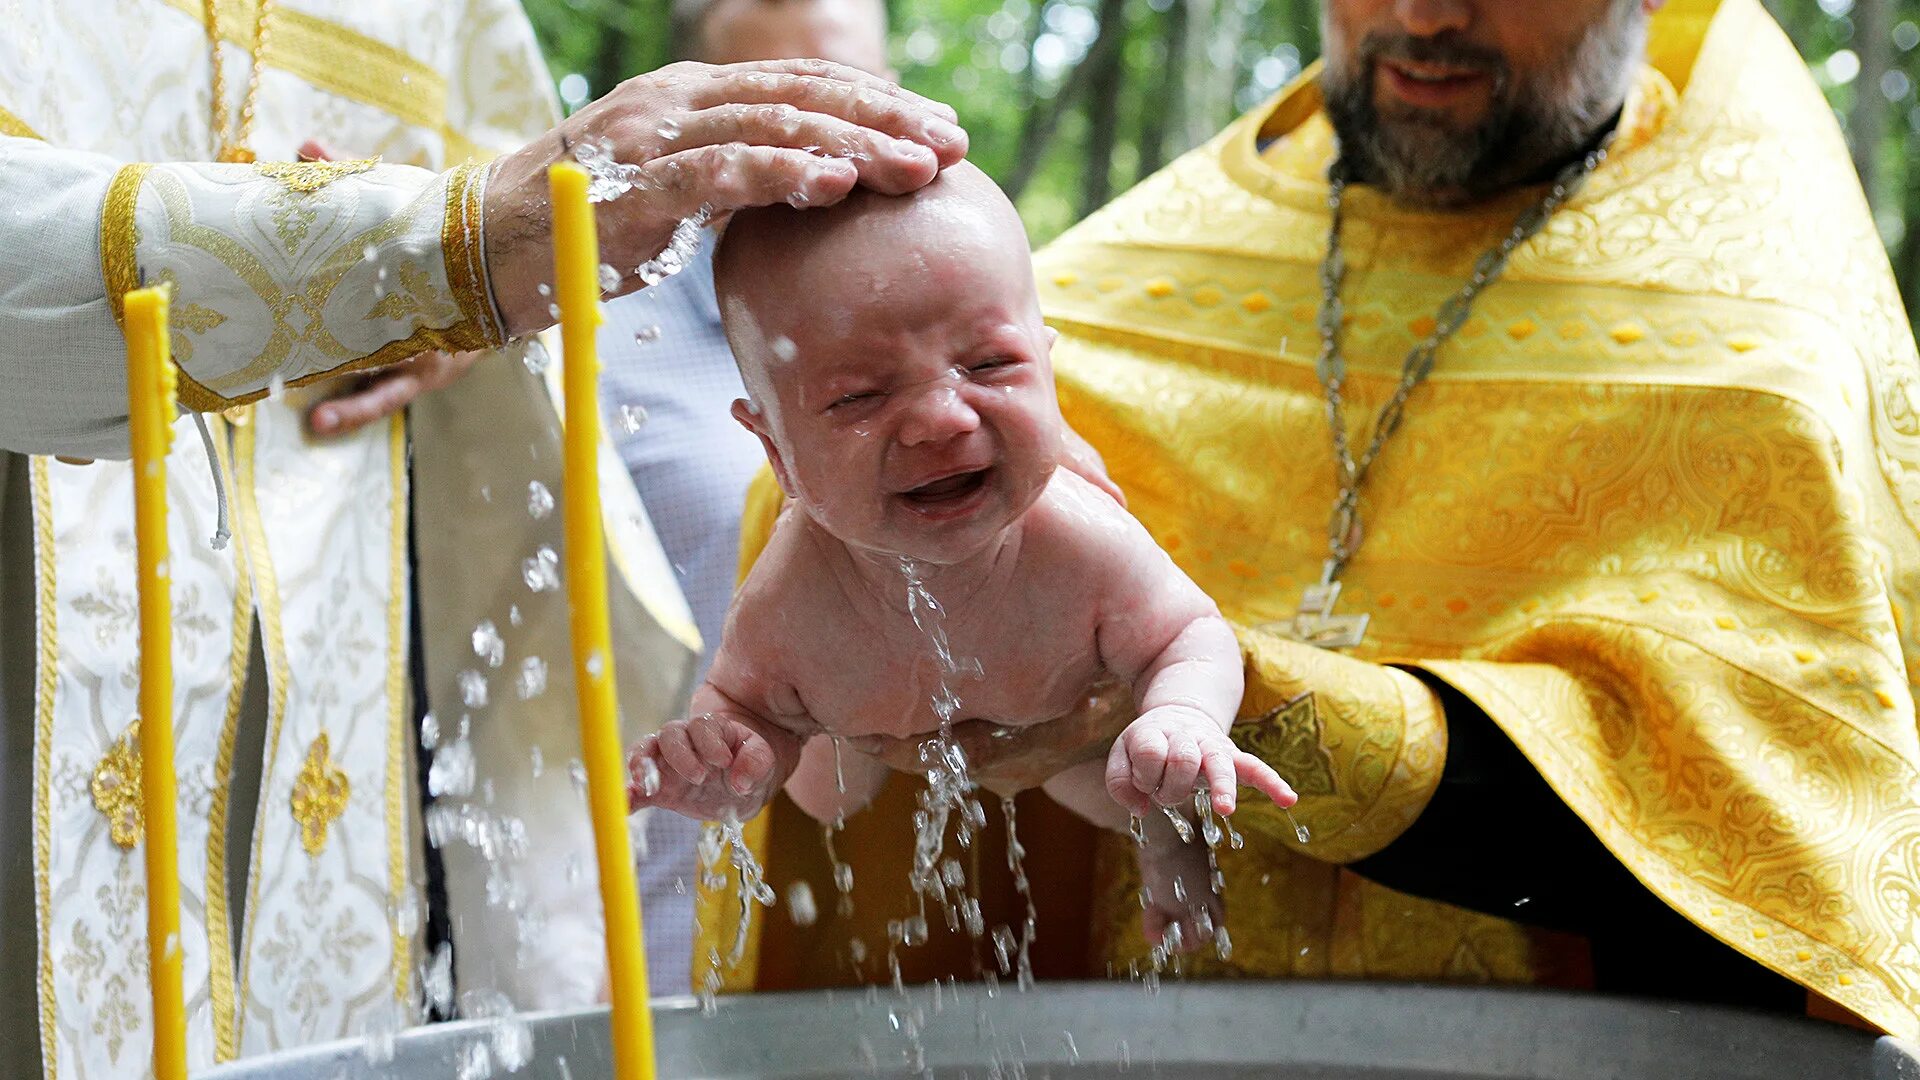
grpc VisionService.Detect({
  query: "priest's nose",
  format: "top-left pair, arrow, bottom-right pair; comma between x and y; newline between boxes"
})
1393,0 -> 1472,37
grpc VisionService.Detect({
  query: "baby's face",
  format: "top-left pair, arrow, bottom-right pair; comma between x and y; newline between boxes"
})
748,241 -> 1063,564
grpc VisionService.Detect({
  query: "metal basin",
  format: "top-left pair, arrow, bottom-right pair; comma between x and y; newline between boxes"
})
202,981 -> 1920,1079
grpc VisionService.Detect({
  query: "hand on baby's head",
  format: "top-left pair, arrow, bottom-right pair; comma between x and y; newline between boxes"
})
711,162 -> 1067,565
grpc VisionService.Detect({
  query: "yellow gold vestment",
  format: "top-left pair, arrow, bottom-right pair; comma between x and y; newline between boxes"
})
699,0 -> 1920,1037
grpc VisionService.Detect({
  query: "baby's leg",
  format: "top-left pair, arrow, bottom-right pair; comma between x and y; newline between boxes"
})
1043,761 -> 1218,951
785,736 -> 890,824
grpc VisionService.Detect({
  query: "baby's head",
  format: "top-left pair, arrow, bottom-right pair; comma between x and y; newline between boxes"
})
715,161 -> 1063,565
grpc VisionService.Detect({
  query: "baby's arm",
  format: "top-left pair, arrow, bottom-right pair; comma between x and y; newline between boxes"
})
784,737 -> 891,824
628,680 -> 805,822
1082,492 -> 1294,818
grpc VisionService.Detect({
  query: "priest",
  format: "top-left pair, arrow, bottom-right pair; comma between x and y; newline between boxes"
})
705,0 -> 1920,1039
0,1 -> 965,1075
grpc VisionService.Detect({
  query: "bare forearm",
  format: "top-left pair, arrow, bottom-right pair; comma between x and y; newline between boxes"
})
1133,614 -> 1245,729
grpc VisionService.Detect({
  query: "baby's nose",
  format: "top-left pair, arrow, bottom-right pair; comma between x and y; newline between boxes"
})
897,384 -> 981,445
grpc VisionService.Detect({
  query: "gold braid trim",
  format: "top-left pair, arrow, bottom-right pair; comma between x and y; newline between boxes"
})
30,457 -> 59,1079
382,413 -> 412,1004
202,416 -> 250,1062
100,164 -> 155,335
162,0 -> 447,138
0,104 -> 41,139
443,162 -> 504,348
229,419 -> 292,1045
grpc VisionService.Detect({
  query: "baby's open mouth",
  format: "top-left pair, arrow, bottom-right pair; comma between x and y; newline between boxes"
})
901,468 -> 991,506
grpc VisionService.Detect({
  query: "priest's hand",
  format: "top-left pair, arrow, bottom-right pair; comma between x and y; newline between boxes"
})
483,59 -> 968,339
307,348 -> 485,437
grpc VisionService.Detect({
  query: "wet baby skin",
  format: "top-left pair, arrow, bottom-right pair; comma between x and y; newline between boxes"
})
626,162 -> 1297,946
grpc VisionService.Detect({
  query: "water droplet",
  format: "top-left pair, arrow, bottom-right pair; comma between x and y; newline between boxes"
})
618,404 -> 648,433
361,1008 -> 399,1064
526,480 -> 554,520
585,651 -> 604,678
657,117 -> 682,140
429,735 -> 476,796
523,345 -> 551,375
568,758 -> 588,792
546,302 -> 561,321
471,620 -> 505,668
634,755 -> 660,797
536,283 -> 551,298
529,745 -> 544,777
632,325 -> 661,346
515,656 -> 548,700
598,262 -> 622,294
522,546 -> 560,592
786,881 -> 818,927
420,712 -> 440,750
457,669 -> 489,709
508,604 -> 523,627
456,1039 -> 493,1080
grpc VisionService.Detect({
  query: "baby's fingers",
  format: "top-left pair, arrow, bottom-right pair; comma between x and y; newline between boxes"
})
688,714 -> 737,770
658,724 -> 709,784
1201,749 -> 1239,816
1158,734 -> 1202,808
1105,739 -> 1153,817
1235,751 -> 1297,810
726,733 -> 777,797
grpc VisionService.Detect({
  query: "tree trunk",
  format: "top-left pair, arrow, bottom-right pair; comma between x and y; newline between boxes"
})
1005,0 -> 1133,199
1079,0 -> 1130,215
1180,0 -> 1218,148
1136,0 -> 1187,179
1851,0 -> 1895,220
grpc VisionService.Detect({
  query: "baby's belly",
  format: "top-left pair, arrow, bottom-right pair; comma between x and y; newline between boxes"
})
837,677 -> 1135,792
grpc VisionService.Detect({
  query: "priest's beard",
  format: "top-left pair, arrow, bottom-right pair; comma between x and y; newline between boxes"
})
1321,0 -> 1646,208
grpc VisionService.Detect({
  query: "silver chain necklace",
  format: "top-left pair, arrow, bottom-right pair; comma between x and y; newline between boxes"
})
1282,142 -> 1610,649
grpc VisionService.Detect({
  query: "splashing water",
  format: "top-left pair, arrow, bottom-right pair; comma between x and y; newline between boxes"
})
472,620 -> 505,668
526,481 -> 554,521
635,209 -> 711,285
597,262 -> 622,294
700,817 -> 775,968
574,139 -> 646,204
458,670 -> 490,710
515,656 -> 548,700
617,404 -> 648,434
786,881 -> 819,927
822,821 -> 855,918
633,325 -> 661,346
1286,807 -> 1312,844
1001,795 -> 1037,990
522,547 -> 560,592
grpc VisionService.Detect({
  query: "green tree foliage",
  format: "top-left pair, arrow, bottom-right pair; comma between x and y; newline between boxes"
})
525,0 -> 1920,320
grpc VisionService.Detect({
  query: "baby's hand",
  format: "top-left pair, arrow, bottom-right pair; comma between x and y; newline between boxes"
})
628,712 -> 780,821
1106,705 -> 1297,817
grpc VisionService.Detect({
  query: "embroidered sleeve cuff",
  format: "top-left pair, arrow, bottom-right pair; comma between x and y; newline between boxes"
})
100,159 -> 501,413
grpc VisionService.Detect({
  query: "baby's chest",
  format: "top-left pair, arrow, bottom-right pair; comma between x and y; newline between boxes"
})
792,621 -> 1106,739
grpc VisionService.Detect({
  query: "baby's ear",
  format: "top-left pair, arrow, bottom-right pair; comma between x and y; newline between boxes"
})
731,398 -> 796,497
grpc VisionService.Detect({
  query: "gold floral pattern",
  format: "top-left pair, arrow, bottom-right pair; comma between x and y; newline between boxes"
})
290,733 -> 349,856
88,721 -> 143,849
256,157 -> 378,195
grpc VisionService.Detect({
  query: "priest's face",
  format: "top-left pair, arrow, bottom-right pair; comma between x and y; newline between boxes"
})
1320,0 -> 1660,207
728,224 -> 1064,566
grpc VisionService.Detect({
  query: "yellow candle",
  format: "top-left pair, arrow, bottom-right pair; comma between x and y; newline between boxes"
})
550,161 -> 658,1080
124,286 -> 187,1080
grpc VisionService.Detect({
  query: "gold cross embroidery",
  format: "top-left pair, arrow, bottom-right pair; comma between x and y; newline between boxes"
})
90,721 -> 144,849
290,732 -> 350,856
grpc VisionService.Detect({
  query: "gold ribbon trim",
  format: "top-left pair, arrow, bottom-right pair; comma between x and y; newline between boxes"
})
0,104 -> 41,139
31,457 -> 60,1078
443,162 -> 503,348
100,163 -> 155,335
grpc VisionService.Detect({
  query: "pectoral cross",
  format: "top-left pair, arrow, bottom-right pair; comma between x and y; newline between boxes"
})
1283,560 -> 1369,650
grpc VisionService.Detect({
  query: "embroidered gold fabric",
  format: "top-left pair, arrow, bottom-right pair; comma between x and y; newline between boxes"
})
0,104 -> 40,139
290,733 -> 350,856
256,158 -> 379,194
88,724 -> 145,850
1029,0 -> 1919,1036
